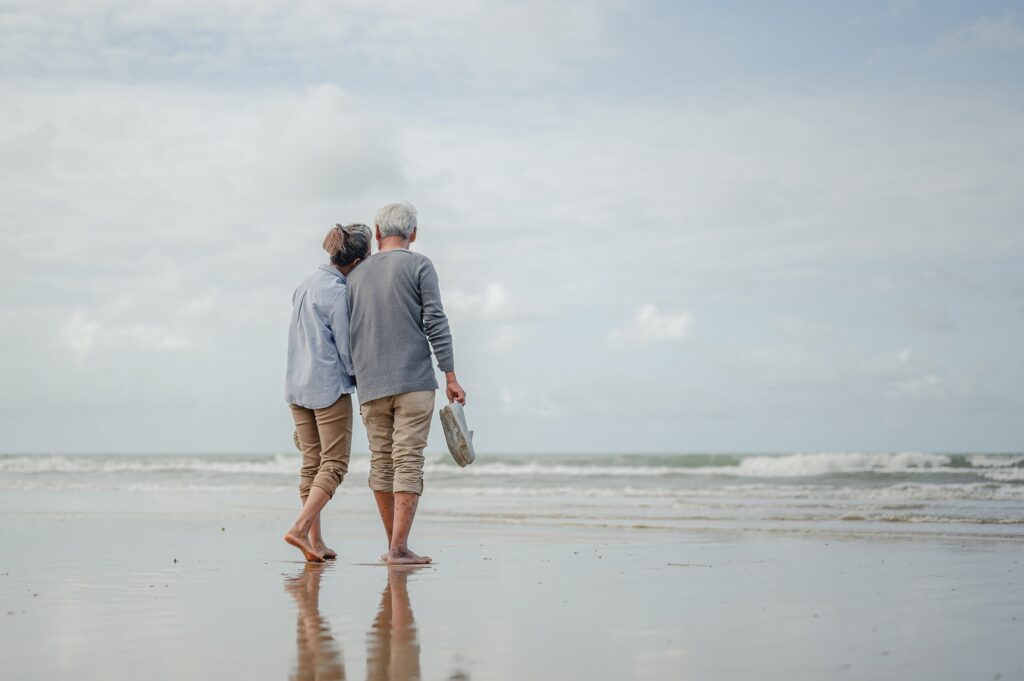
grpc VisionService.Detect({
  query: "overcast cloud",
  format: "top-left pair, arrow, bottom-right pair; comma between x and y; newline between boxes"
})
1,1 -> 1022,454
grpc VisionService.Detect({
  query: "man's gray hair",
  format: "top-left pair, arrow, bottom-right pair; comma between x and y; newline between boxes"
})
375,201 -> 418,240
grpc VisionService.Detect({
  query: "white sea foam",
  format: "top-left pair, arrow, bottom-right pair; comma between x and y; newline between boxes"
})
968,455 -> 1024,468
0,455 -> 698,478
731,452 -> 952,477
3,453 -> 1020,536
438,454 -> 958,478
1,452 -> 1021,481
427,452 -> 1001,479
0,479 -> 293,493
695,483 -> 1024,501
0,454 -> 302,475
978,468 -> 1024,482
441,461 -> 681,477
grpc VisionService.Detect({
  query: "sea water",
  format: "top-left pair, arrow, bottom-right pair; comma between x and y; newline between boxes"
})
2,451 -> 1021,537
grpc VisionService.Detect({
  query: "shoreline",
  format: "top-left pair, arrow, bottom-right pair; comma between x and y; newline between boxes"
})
4,486 -> 1023,541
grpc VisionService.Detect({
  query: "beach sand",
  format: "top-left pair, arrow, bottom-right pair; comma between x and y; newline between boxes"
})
1,489 -> 1022,680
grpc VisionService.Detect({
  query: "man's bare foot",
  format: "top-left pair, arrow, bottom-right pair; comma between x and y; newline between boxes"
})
387,548 -> 431,565
284,530 -> 324,562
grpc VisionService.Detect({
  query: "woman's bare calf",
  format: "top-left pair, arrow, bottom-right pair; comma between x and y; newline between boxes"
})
284,486 -> 331,562
307,512 -> 336,559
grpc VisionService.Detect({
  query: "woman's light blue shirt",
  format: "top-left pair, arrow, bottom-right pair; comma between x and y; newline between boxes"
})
285,264 -> 356,409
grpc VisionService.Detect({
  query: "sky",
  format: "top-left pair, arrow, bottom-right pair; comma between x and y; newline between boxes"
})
1,0 -> 1022,455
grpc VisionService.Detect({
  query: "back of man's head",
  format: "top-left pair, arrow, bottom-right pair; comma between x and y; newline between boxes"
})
375,201 -> 418,240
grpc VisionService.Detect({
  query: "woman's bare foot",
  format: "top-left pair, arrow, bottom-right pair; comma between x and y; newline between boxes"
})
380,553 -> 389,563
310,538 -> 337,560
284,529 -> 324,562
387,548 -> 431,565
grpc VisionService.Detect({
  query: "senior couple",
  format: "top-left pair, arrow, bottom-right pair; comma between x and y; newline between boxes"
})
283,201 -> 466,565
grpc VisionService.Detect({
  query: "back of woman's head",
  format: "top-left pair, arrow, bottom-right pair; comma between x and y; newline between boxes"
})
323,223 -> 372,266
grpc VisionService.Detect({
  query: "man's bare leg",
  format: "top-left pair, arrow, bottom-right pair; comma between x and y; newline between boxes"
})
374,491 -> 396,561
285,486 -> 330,562
387,492 -> 431,565
308,511 -> 336,560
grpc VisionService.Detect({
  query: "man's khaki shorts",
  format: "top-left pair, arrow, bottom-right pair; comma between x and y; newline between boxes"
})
360,390 -> 435,495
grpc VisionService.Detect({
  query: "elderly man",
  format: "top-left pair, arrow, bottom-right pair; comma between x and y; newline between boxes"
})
348,201 -> 466,565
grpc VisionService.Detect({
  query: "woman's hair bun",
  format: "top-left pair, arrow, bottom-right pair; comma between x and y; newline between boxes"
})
322,224 -> 345,257
324,223 -> 372,267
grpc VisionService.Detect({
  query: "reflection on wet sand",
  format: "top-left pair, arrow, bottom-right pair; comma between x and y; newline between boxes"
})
286,563 -> 346,681
366,568 -> 421,681
287,565 -> 458,681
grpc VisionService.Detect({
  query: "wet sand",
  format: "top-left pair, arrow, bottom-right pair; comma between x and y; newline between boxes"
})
1,490 -> 1022,680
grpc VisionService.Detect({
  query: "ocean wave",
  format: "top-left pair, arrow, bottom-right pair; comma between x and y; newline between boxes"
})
0,480 -> 294,493
697,481 -> 1024,501
442,452 -> 1014,478
837,513 -> 1024,525
967,454 -> 1024,468
3,478 -> 1023,502
2,452 -> 1022,480
0,454 -> 713,478
445,462 -> 682,477
0,454 -> 303,475
977,468 -> 1024,482
730,452 -> 952,477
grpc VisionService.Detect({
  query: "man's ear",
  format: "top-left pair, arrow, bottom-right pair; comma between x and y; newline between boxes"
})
374,224 -> 382,244
410,226 -> 417,243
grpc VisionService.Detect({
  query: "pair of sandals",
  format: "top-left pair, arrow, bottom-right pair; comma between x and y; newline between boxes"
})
438,401 -> 476,467
292,402 -> 476,467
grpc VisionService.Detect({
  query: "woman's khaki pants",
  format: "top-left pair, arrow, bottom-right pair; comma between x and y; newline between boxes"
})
289,394 -> 353,501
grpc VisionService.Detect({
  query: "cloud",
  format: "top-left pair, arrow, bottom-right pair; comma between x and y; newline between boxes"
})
0,0 -> 624,85
0,81 -> 405,374
727,322 -> 979,407
1,3 -> 1022,453
59,310 -> 194,360
888,372 -> 945,401
935,15 -> 1024,53
446,282 -> 508,319
485,325 -> 525,354
444,282 -> 529,352
3,82 -> 1022,453
499,388 -> 562,419
609,304 -> 692,348
883,304 -> 959,335
60,311 -> 101,360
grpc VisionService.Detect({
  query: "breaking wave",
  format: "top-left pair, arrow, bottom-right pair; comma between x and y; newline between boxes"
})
2,452 -> 1020,532
1,451 -> 1021,479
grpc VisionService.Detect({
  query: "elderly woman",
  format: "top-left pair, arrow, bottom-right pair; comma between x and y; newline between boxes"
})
283,223 -> 372,562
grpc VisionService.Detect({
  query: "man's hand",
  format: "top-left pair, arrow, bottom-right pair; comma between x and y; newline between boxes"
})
445,372 -> 466,405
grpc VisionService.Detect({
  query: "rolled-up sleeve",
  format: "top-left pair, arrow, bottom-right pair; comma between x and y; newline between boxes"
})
418,261 -> 455,372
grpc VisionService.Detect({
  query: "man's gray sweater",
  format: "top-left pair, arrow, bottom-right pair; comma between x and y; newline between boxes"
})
347,249 -> 455,405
